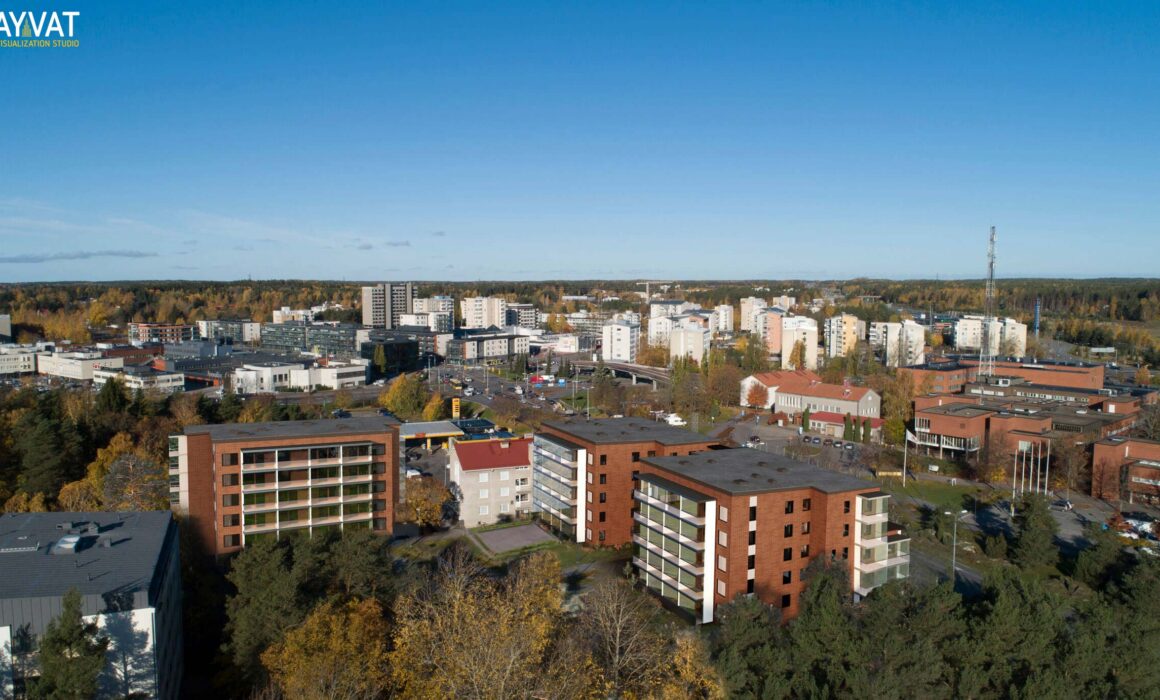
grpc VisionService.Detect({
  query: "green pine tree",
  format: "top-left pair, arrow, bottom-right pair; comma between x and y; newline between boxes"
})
32,588 -> 109,700
95,377 -> 130,414
1011,495 -> 1060,571
802,407 -> 811,432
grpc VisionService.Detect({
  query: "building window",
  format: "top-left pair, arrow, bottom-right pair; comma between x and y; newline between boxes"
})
598,530 -> 606,542
222,473 -> 238,487
222,494 -> 239,507
223,514 -> 239,527
843,524 -> 850,537
719,531 -> 728,547
479,472 -> 489,483
718,580 -> 727,596
222,453 -> 238,467
599,511 -> 606,522
800,545 -> 810,558
782,570 -> 792,585
499,470 -> 510,481
587,492 -> 593,503
599,454 -> 607,466
844,500 -> 851,514
587,472 -> 593,484
223,535 -> 240,548
718,555 -> 727,571
842,547 -> 849,560
499,487 -> 510,497
632,451 -> 640,462
647,450 -> 656,457
783,547 -> 792,562
479,505 -> 489,515
747,554 -> 756,570
720,506 -> 729,522
784,500 -> 794,514
499,503 -> 509,513
587,510 -> 593,521
747,578 -> 755,594
586,528 -> 593,540
802,521 -> 811,534
781,594 -> 791,609
599,473 -> 607,485
784,524 -> 793,538
599,492 -> 606,503
749,506 -> 757,521
802,498 -> 811,512
479,489 -> 489,499
749,530 -> 757,546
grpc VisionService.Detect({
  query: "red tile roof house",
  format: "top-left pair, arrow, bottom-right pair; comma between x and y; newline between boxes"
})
449,437 -> 534,527
741,370 -> 882,420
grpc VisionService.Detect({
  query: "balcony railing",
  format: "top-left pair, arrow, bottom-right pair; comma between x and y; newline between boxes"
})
631,557 -> 704,600
632,533 -> 704,573
857,552 -> 910,574
632,512 -> 705,550
634,489 -> 705,526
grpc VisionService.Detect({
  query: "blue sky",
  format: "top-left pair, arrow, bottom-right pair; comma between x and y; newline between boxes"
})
2,1 -> 1158,282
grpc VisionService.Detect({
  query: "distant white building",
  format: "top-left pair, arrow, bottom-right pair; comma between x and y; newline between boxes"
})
739,297 -> 768,332
94,366 -> 185,393
602,318 -> 640,363
460,297 -> 509,329
780,317 -> 818,370
954,316 -> 1027,358
287,362 -> 368,391
713,304 -> 734,334
272,306 -> 314,324
232,362 -> 302,394
669,327 -> 711,365
399,311 -> 453,332
649,300 -> 698,319
869,320 -> 925,367
449,438 -> 534,527
0,343 -> 52,375
38,351 -> 124,381
771,295 -> 797,309
824,313 -> 860,359
413,296 -> 455,315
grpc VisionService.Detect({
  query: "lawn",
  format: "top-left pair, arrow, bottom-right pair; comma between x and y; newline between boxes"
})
882,478 -> 989,516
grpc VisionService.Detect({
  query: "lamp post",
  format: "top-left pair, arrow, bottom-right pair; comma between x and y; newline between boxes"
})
944,509 -> 969,581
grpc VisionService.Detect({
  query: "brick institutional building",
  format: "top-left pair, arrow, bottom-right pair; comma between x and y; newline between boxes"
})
169,417 -> 399,556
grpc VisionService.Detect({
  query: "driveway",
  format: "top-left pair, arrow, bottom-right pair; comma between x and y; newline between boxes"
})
474,523 -> 556,554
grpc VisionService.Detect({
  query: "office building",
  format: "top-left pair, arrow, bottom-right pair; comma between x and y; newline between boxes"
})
781,316 -> 819,370
670,327 -> 711,365
602,318 -> 640,363
169,417 -> 399,556
361,283 -> 417,329
740,369 -> 881,418
37,351 -> 124,381
632,449 -> 908,622
505,303 -> 540,328
449,437 -> 534,527
714,305 -> 734,334
399,312 -> 453,333
128,323 -> 198,345
460,296 -> 509,329
0,511 -> 183,699
287,362 -> 368,391
532,419 -> 718,547
260,323 -> 361,358
94,366 -> 186,393
824,313 -> 860,359
272,307 -> 314,324
445,330 -> 530,364
197,319 -> 261,344
0,343 -> 52,375
1092,437 -> 1160,502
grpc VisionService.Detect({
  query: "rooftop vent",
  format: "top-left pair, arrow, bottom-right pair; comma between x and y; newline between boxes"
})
51,535 -> 81,555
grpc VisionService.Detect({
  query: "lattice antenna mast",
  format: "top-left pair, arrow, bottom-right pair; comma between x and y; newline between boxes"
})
980,226 -> 997,377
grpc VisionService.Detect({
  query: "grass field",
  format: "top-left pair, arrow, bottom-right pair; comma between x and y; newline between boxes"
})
882,478 -> 989,515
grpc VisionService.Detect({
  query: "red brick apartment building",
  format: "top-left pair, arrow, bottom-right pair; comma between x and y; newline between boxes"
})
169,417 -> 400,556
532,418 -> 718,547
1092,437 -> 1160,503
632,448 -> 908,623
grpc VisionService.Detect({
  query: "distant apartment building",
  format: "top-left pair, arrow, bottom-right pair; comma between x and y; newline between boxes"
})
169,417 -> 399,556
868,320 -> 925,367
505,303 -> 539,328
532,419 -> 718,547
361,283 -> 417,329
602,318 -> 640,363
649,300 -> 699,319
739,297 -> 768,333
670,327 -> 711,365
714,304 -> 734,334
413,295 -> 455,315
94,366 -> 185,393
770,295 -> 797,309
632,449 -> 908,622
740,369 -> 881,419
197,319 -> 261,344
781,316 -> 819,370
460,296 -> 509,329
445,330 -> 530,364
0,511 -> 183,699
261,323 -> 361,357
128,323 -> 198,345
755,309 -> 784,355
399,311 -> 453,333
647,315 -> 675,346
0,314 -> 11,342
272,307 -> 314,324
954,316 -> 1028,358
37,351 -> 124,381
824,313 -> 860,359
449,437 -> 533,527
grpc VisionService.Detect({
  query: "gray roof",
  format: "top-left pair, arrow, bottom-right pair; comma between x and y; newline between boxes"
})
643,448 -> 874,495
543,418 -> 716,446
399,420 -> 465,438
186,416 -> 399,441
0,511 -> 174,603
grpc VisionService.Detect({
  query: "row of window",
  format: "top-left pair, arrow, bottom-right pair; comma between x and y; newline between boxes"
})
719,497 -> 851,523
474,470 -> 528,483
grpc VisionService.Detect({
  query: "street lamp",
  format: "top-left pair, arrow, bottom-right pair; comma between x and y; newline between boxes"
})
944,509 -> 969,580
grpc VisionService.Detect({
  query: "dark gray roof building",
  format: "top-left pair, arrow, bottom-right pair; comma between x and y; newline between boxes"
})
643,448 -> 874,495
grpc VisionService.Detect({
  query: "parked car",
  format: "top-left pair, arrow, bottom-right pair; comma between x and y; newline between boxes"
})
811,437 -> 821,445
405,468 -> 422,478
802,435 -> 812,443
823,438 -> 833,446
844,442 -> 855,451
832,440 -> 843,449
332,409 -> 351,418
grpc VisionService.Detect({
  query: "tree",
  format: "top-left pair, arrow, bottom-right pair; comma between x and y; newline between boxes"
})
401,477 -> 450,530
882,370 -> 915,424
745,382 -> 768,409
3,491 -> 49,513
31,588 -> 109,700
862,418 -> 872,443
883,417 -> 905,446
852,417 -> 863,443
1011,495 -> 1060,571
843,414 -> 854,441
421,392 -> 447,421
802,407 -> 811,432
379,373 -> 428,420
787,340 -> 806,370
373,344 -> 387,377
1134,365 -> 1152,387
1137,403 -> 1160,441
95,377 -> 130,415
218,385 -> 243,423
102,454 -> 168,511
576,579 -> 669,696
712,595 -> 791,698
261,599 -> 390,700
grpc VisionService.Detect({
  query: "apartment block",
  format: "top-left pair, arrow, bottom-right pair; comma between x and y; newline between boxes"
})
128,323 -> 198,345
169,417 -> 399,556
197,319 -> 262,344
670,327 -> 710,365
505,303 -> 540,328
602,318 -> 640,363
361,283 -> 417,329
823,313 -> 860,359
714,305 -> 734,334
460,296 -> 509,329
532,418 -> 718,547
954,316 -> 1028,359
649,300 -> 699,319
445,331 -> 530,364
868,320 -> 925,367
399,311 -> 453,332
739,297 -> 768,333
413,295 -> 456,315
631,449 -> 908,623
449,437 -> 533,527
780,316 -> 819,370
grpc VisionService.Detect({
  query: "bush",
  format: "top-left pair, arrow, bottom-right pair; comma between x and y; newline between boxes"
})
983,534 -> 1008,559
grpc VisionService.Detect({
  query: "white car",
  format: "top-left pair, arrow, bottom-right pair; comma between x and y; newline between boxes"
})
405,468 -> 422,478
665,413 -> 687,427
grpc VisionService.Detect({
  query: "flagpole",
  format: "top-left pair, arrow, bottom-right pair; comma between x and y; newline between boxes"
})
902,432 -> 908,487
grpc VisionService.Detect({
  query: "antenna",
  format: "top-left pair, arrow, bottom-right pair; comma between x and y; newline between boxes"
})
979,227 -> 997,377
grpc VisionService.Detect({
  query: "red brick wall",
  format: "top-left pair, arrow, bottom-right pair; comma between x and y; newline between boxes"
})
1093,439 -> 1160,500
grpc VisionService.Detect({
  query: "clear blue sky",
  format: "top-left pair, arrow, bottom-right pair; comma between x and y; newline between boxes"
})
2,1 -> 1158,282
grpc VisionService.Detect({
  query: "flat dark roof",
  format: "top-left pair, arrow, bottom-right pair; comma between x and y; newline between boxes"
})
0,511 -> 173,601
186,416 -> 399,442
643,448 -> 873,496
543,417 -> 716,446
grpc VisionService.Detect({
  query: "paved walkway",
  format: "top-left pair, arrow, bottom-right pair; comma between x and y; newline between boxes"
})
473,523 -> 555,554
